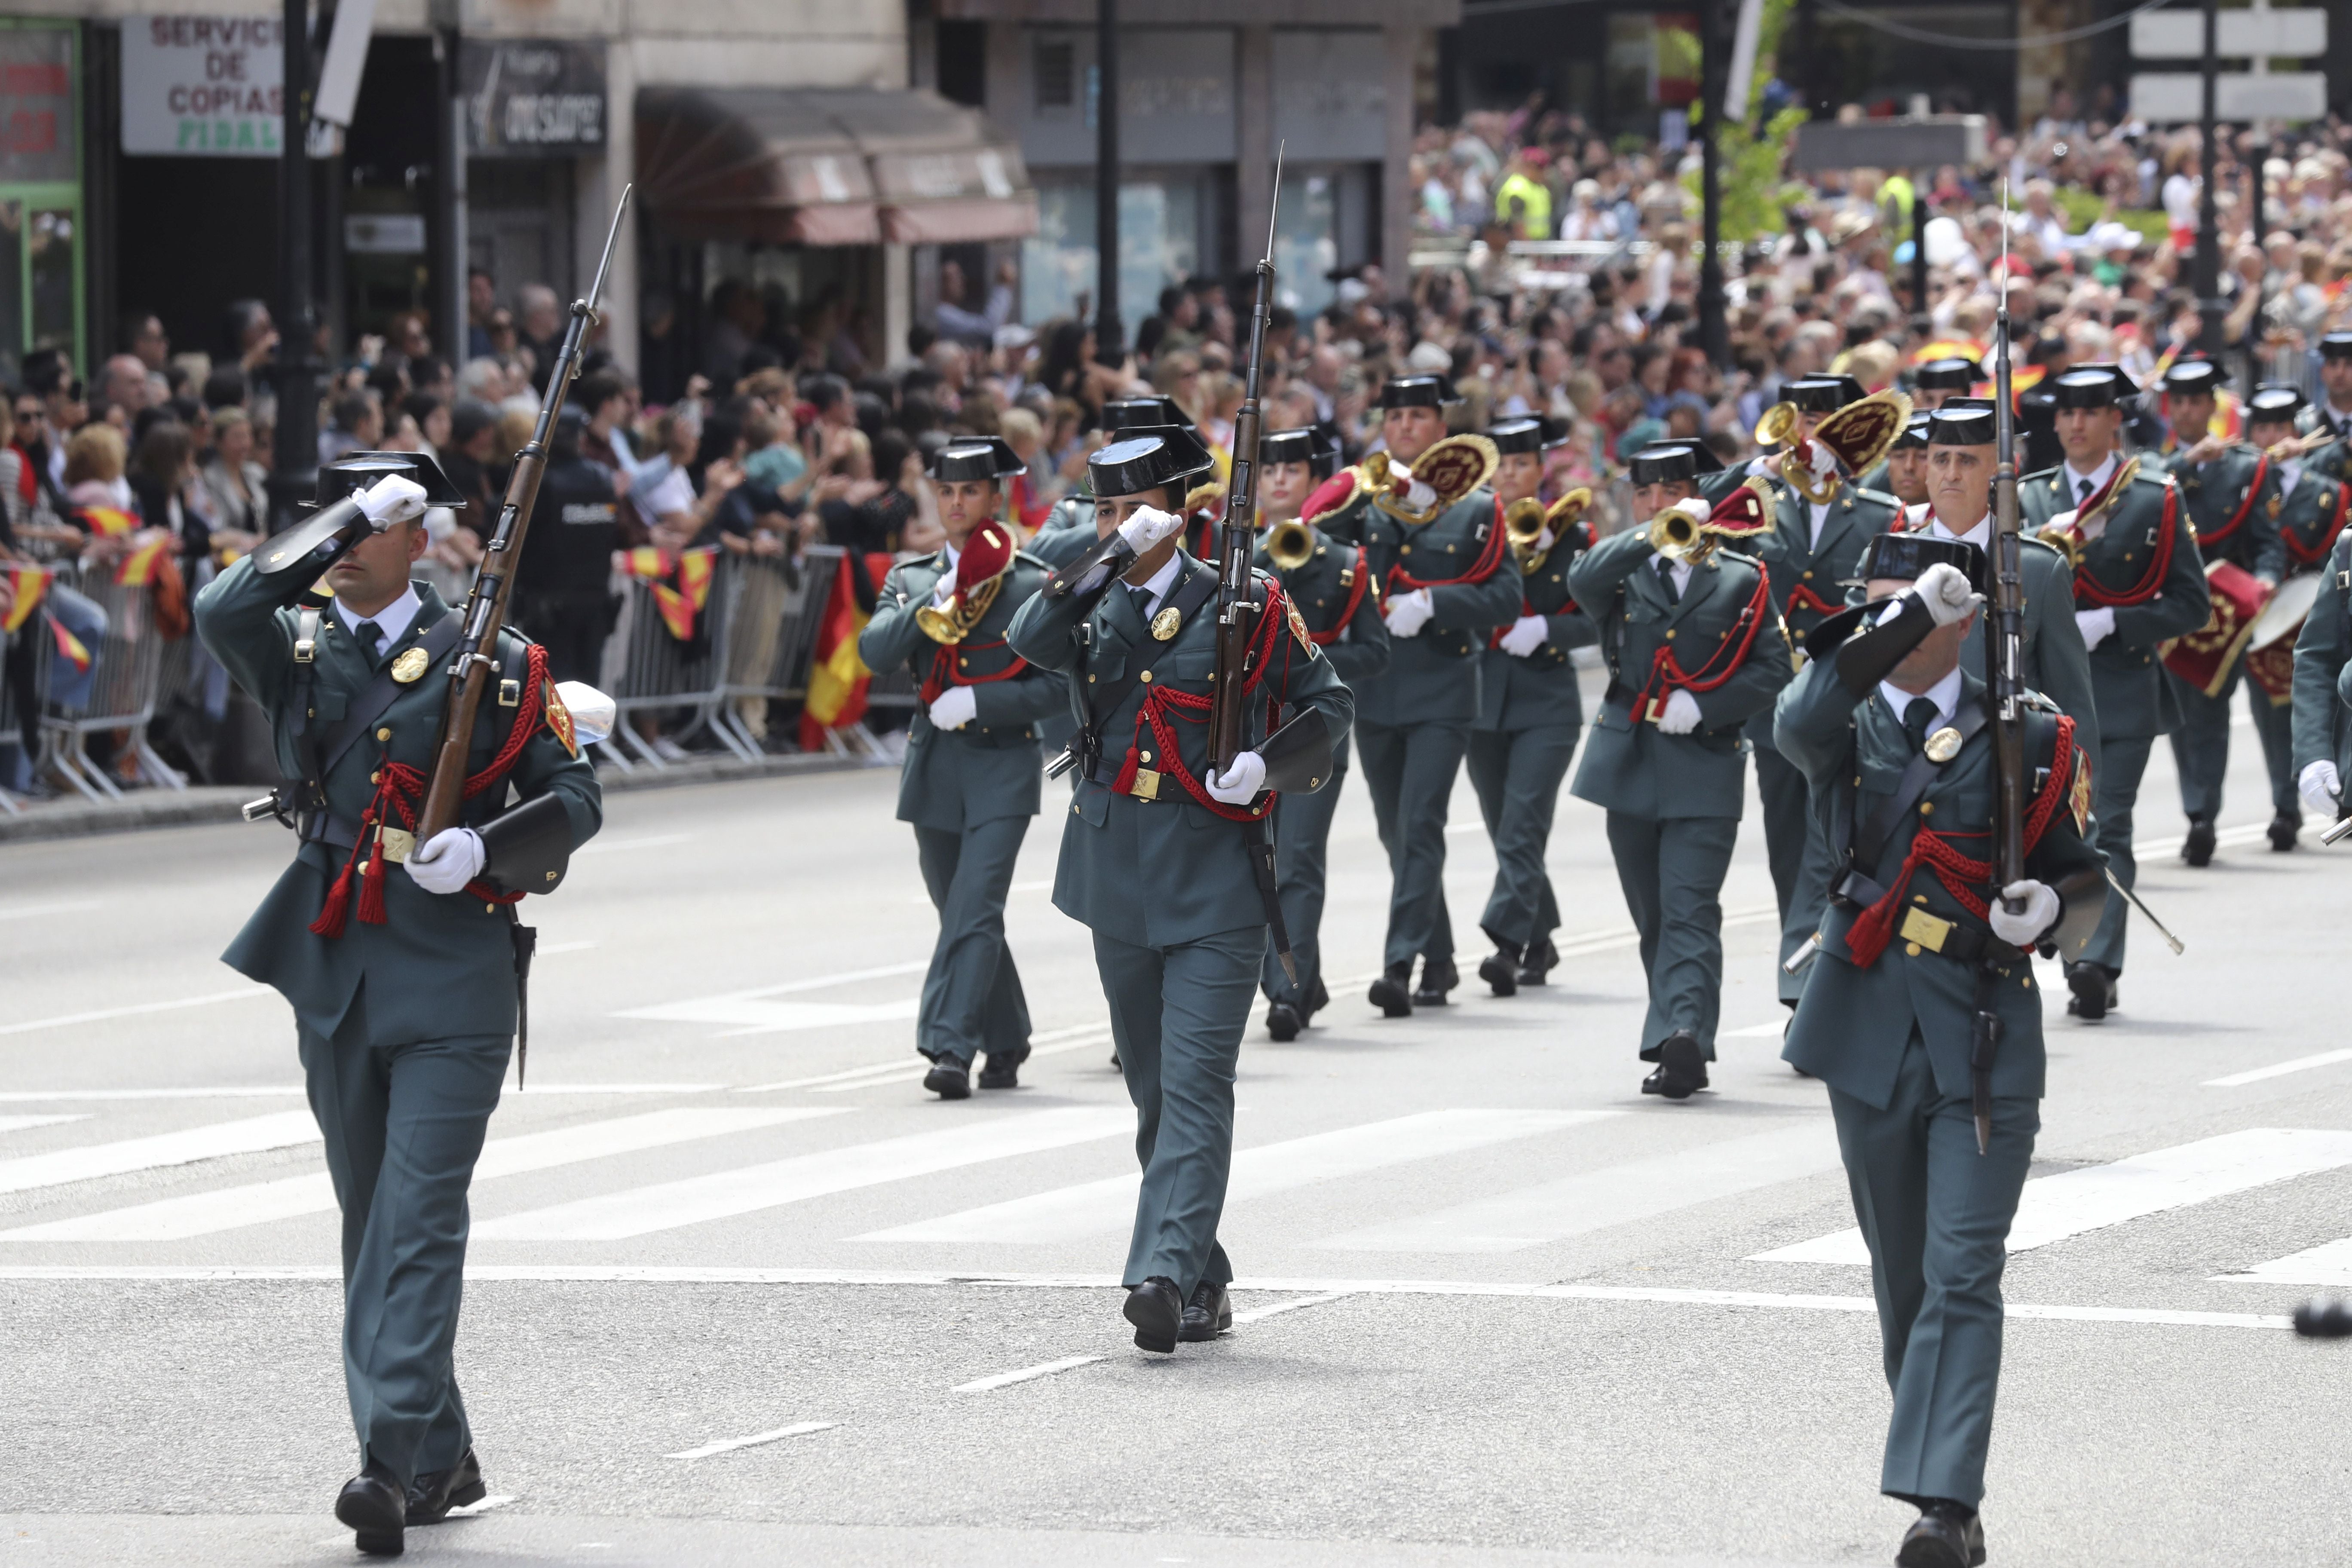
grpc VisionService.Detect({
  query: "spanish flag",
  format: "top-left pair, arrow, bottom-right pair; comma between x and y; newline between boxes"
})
796,552 -> 883,751
1912,338 -> 1986,366
81,505 -> 138,538
625,545 -> 676,582
116,534 -> 172,586
49,613 -> 91,673
641,545 -> 719,641
3,564 -> 51,632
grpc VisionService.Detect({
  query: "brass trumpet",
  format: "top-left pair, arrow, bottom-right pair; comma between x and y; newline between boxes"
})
1754,400 -> 1799,449
1646,502 -> 1716,565
914,572 -> 1004,644
1505,488 -> 1592,574
1262,517 -> 1316,571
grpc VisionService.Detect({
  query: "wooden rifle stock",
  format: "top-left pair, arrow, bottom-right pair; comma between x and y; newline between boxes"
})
1208,242 -> 1280,774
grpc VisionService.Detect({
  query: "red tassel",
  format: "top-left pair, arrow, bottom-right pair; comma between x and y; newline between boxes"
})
1110,742 -> 1140,795
309,860 -> 355,938
356,832 -> 389,925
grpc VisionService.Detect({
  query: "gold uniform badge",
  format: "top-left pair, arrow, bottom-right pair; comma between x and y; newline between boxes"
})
542,680 -> 579,757
390,647 -> 430,684
1150,606 -> 1182,641
1286,596 -> 1318,656
1924,726 -> 1963,763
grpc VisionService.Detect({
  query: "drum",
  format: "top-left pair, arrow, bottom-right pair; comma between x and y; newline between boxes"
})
2242,572 -> 2322,702
2160,559 -> 2270,698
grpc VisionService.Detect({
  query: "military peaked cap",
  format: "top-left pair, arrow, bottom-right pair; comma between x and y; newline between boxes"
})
313,450 -> 470,510
1785,374 -> 1867,413
1487,416 -> 1571,456
930,436 -> 1026,484
2162,358 -> 2223,395
2246,383 -> 2306,424
2319,332 -> 2352,361
2050,363 -> 2138,409
1378,374 -> 1461,410
1891,411 -> 1934,451
1926,401 -> 1997,446
1259,427 -> 1322,469
1912,356 -> 1982,392
1103,395 -> 1196,435
1627,441 -> 1720,485
1088,427 -> 1218,499
1859,531 -> 1987,594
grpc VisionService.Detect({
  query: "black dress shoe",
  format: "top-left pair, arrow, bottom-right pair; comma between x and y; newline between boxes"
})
407,1448 -> 485,1525
1478,943 -> 1521,997
2270,811 -> 2300,851
977,1044 -> 1029,1090
2064,961 -> 2116,1021
1640,1031 -> 1708,1101
1178,1280 -> 1232,1342
2183,816 -> 2217,866
923,1057 -> 971,1099
1304,976 -> 1329,1020
1517,935 -> 1559,986
2294,1295 -> 2352,1338
336,1464 -> 407,1557
1264,1001 -> 1302,1041
1413,956 -> 1458,1006
1368,965 -> 1414,1018
1124,1277 -> 1183,1353
1896,1500 -> 1985,1568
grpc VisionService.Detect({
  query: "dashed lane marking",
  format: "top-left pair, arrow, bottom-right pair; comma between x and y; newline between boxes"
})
952,1354 -> 1106,1393
665,1420 -> 836,1460
0,986 -> 275,1038
2206,1050 -> 2352,1088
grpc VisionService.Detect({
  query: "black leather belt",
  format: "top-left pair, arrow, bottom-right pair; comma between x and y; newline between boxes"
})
1884,903 -> 2000,965
297,810 -> 365,852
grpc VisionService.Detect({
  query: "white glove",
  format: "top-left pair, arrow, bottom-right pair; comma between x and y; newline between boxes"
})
1657,689 -> 1704,734
404,827 -> 485,895
2300,759 -> 2340,816
355,474 -> 429,530
1207,750 -> 1266,804
928,686 -> 977,731
1498,614 -> 1550,658
2075,606 -> 2116,652
1988,879 -> 2059,946
1115,505 -> 1185,555
1402,477 -> 1440,513
1915,561 -> 1975,627
1384,588 -> 1435,637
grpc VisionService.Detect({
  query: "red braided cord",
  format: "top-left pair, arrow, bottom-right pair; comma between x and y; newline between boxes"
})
1387,495 -> 1509,595
2192,450 -> 2270,548
1107,579 -> 1292,824
2074,479 -> 2181,608
919,637 -> 1031,706
2284,482 -> 2352,570
1310,546 -> 1372,646
1632,567 -> 1773,712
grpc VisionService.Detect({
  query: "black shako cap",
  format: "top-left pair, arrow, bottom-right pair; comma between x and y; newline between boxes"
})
1088,427 -> 1218,500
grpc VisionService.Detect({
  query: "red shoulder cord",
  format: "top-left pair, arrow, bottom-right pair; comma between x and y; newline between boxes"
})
1312,546 -> 1373,646
1108,577 -> 1294,824
2191,450 -> 2271,549
2074,479 -> 2181,608
1844,714 -> 2078,969
310,643 -> 553,939
1487,523 -> 1592,647
2284,482 -> 2352,571
1630,565 -> 1773,715
1387,494 -> 1510,597
919,636 -> 1030,705
1783,581 -> 1849,620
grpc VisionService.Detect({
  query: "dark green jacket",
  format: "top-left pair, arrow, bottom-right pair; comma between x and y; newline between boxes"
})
1254,524 -> 1391,692
2294,406 -> 2352,486
194,561 -> 601,1047
857,548 -> 1067,830
1776,663 -> 2104,1108
2291,531 -> 2352,783
1568,527 -> 1792,820
1317,484 -> 1522,726
1029,494 -> 1099,569
1008,551 -> 1354,947
2156,442 -> 2286,582
1475,528 -> 1596,732
2019,461 -> 2208,742
2270,461 -> 2349,576
1740,477 -> 1902,748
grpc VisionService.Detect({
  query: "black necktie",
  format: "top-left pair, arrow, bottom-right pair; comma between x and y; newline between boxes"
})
1655,557 -> 1680,604
1129,584 -> 1157,622
2077,475 -> 2094,506
1905,696 -> 1939,754
353,619 -> 384,657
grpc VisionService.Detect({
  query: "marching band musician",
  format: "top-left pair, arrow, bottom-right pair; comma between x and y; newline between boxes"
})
1028,396 -> 1200,569
2290,426 -> 2352,841
1462,416 -> 1596,997
2240,386 -> 2350,851
1777,535 -> 2103,1568
1251,426 -> 1390,1040
858,438 -> 1068,1099
2295,332 -> 2352,477
2151,356 -> 2284,867
1008,427 -> 1352,1354
1569,453 -> 1791,1100
1304,374 -> 1521,1016
2018,365 -> 2205,1021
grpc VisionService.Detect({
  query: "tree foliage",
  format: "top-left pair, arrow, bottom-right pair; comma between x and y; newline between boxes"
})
1680,0 -> 1810,243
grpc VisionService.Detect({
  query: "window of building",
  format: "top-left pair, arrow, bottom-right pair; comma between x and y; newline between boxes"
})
1035,40 -> 1077,113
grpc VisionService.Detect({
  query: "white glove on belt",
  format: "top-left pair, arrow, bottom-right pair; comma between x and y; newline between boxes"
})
1498,615 -> 1549,658
928,686 -> 977,731
1115,505 -> 1185,554
404,827 -> 486,895
1988,879 -> 2059,946
2300,759 -> 2340,816
1384,588 -> 1434,637
1207,750 -> 1266,804
1656,689 -> 1703,734
2075,606 -> 2116,652
355,474 -> 429,530
1915,562 -> 1975,626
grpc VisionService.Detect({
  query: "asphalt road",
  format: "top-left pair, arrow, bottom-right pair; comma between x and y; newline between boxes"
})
3,701 -> 2349,1567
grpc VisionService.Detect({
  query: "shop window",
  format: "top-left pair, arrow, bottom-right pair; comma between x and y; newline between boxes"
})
1035,40 -> 1078,113
1021,175 -> 1200,346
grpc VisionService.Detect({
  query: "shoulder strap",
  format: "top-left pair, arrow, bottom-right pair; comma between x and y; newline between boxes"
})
315,610 -> 466,781
1081,565 -> 1221,737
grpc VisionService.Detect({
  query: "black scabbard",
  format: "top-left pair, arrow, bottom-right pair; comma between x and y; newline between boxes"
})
1242,816 -> 1295,985
1968,959 -> 2003,1155
510,921 -> 538,1088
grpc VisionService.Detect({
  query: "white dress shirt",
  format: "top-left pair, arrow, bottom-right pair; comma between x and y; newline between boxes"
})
1927,512 -> 1991,551
1126,549 -> 1185,618
2061,454 -> 2117,508
1879,664 -> 1964,741
335,585 -> 423,652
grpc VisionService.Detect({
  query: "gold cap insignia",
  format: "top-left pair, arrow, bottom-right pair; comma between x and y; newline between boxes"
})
1150,606 -> 1182,641
390,647 -> 430,684
1924,726 -> 1963,763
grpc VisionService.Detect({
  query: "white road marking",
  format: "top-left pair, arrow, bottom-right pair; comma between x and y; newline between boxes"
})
577,833 -> 696,854
1755,1128 -> 2352,1266
0,1087 -> 307,1102
0,899 -> 101,922
0,1115 -> 90,1135
475,1106 -> 1134,1240
1327,1121 -> 1839,1254
536,940 -> 600,956
0,1111 -> 320,1197
664,1420 -> 835,1460
1231,1289 -> 1354,1324
952,1354 -> 1105,1393
0,986 -> 275,1038
2205,1050 -> 2352,1087
1721,1019 -> 1791,1039
0,1108 -> 842,1242
2219,1234 -> 2352,1287
449,1494 -> 517,1516
618,962 -> 930,1036
861,1109 -> 1611,1245
0,1264 -> 2288,1330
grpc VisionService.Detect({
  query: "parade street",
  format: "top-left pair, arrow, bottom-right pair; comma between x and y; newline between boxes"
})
3,717 -> 2349,1568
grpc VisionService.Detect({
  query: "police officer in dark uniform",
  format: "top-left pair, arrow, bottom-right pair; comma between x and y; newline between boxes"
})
193,452 -> 601,1558
510,404 -> 622,684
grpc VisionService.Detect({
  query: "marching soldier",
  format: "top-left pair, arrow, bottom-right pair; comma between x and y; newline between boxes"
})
1859,360 -> 1973,495
2018,365 -> 2205,1021
1880,412 -> 1933,514
1007,427 -> 1352,1354
1028,396 -> 1198,569
1306,374 -> 1521,1014
2241,386 -> 2349,850
2296,332 -> 2352,482
1702,372 -> 1864,503
2291,453 -> 2352,840
1465,416 -> 1596,995
1777,535 -> 2104,1568
1252,426 -> 1390,1038
1569,455 -> 1792,1099
2151,357 -> 2285,865
193,452 -> 601,1557
857,438 -> 1068,1098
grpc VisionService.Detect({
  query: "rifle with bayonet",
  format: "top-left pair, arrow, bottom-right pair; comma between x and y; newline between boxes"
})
1976,186 -> 2028,1156
416,186 -> 632,840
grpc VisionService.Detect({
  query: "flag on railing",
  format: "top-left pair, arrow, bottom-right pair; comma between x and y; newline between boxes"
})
80,505 -> 138,537
796,551 -> 887,752
628,545 -> 719,641
3,564 -> 50,632
116,534 -> 172,586
49,612 -> 91,673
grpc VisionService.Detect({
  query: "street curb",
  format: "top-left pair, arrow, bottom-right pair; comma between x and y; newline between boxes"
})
0,751 -> 891,846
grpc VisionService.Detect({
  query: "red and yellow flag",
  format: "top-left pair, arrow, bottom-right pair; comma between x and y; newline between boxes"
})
642,546 -> 719,641
677,547 -> 715,611
796,552 -> 886,751
115,534 -> 172,586
49,612 -> 91,672
81,505 -> 138,538
1913,338 -> 1986,366
4,565 -> 52,632
625,545 -> 676,582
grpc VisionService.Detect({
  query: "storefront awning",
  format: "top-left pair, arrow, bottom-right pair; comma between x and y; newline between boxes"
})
636,87 -> 1038,248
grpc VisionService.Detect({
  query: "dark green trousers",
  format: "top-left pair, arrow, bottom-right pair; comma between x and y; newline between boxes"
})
913,817 -> 1032,1064
1093,924 -> 1263,1294
1356,717 -> 1470,969
2248,680 -> 2298,818
1262,762 -> 1348,1007
1466,723 -> 1577,949
1604,811 -> 1737,1058
2168,664 -> 2297,821
1828,1032 -> 2037,1509
299,991 -> 508,1485
1754,740 -> 1820,1003
2079,733 -> 2149,974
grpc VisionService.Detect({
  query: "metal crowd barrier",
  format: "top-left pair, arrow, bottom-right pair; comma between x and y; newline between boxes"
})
596,551 -> 740,770
38,561 -> 185,801
0,630 -> 26,815
710,545 -> 843,760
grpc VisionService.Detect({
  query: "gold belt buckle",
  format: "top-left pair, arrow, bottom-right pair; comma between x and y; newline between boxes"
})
1898,905 -> 1951,953
1129,768 -> 1161,801
377,826 -> 417,864
1790,649 -> 1809,673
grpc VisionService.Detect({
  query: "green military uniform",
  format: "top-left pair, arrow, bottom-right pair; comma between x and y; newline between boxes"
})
1568,509 -> 1792,1078
1776,571 -> 2103,1530
1254,519 -> 1390,1030
193,457 -> 600,1509
2019,432 -> 2206,995
2240,394 -> 2351,836
858,473 -> 1067,1082
2290,528 -> 2352,820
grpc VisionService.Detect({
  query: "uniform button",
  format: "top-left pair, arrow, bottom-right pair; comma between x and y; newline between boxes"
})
1665,629 -> 1675,638
1913,894 -> 1928,904
1802,570 -> 1813,579
1140,671 -> 1152,683
485,903 -> 496,914
1919,802 -> 1933,815
370,771 -> 380,784
1088,674 -> 1096,683
1905,942 -> 1922,956
1140,750 -> 1153,763
377,727 -> 391,741
1401,544 -> 1412,554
